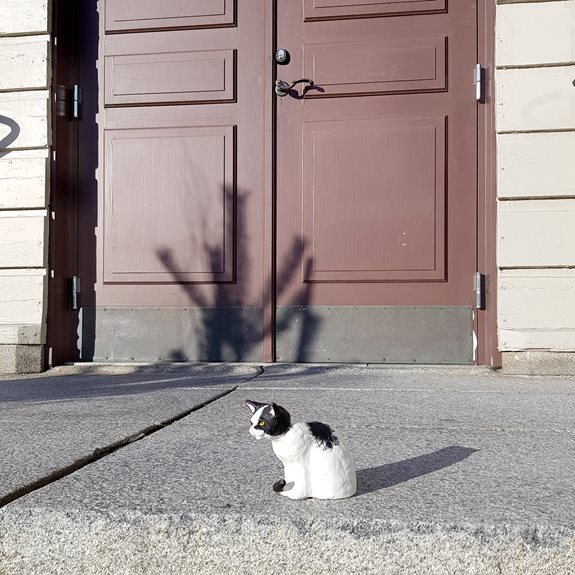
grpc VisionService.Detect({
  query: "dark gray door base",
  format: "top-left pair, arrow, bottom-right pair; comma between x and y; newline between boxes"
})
79,306 -> 473,364
80,307 -> 263,363
276,306 -> 474,364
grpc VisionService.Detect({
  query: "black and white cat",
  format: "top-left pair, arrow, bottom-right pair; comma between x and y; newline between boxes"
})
245,400 -> 357,500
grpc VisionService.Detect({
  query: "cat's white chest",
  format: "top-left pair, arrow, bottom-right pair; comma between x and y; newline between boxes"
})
271,423 -> 310,464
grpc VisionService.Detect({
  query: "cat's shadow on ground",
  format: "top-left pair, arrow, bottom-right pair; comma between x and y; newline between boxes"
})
356,446 -> 478,496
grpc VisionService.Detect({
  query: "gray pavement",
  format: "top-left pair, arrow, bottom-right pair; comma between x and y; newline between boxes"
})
0,364 -> 260,503
0,364 -> 574,574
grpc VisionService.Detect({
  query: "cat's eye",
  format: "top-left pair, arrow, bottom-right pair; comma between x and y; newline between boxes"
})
258,421 -> 265,427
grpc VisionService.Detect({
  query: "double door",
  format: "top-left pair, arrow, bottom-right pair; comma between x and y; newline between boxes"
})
73,0 -> 478,363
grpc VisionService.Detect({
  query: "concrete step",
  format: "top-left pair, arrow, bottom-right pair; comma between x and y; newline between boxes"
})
0,365 -> 574,574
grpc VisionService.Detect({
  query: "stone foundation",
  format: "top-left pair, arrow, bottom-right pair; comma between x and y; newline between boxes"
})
502,351 -> 575,376
0,344 -> 44,374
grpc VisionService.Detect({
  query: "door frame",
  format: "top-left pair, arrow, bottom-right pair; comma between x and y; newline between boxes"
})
476,0 -> 500,368
46,0 -> 80,366
48,0 -> 498,366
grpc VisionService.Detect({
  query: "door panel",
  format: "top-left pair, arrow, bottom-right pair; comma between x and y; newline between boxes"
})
302,116 -> 445,282
103,126 -> 234,283
303,0 -> 447,21
78,1 -> 266,362
276,1 -> 478,362
303,37 -> 446,96
105,0 -> 235,32
104,49 -> 235,106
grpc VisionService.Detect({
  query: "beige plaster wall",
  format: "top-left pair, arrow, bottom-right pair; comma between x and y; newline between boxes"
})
0,1 -> 50,373
496,0 -> 575,370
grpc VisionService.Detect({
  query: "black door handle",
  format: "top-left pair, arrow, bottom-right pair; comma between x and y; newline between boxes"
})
275,78 -> 314,97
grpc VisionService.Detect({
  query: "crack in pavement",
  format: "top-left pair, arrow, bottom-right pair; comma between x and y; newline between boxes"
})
0,366 -> 264,509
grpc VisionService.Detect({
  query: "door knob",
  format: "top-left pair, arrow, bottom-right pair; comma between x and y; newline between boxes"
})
275,78 -> 314,97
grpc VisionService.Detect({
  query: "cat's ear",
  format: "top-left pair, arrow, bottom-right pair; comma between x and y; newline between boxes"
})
269,403 -> 277,417
245,400 -> 261,414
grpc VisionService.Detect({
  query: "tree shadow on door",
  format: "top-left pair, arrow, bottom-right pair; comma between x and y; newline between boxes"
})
156,185 -> 320,362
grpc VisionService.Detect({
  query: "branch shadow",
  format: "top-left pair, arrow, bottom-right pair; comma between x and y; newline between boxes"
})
356,446 -> 479,496
156,183 -> 320,363
155,183 -> 258,362
0,115 -> 20,157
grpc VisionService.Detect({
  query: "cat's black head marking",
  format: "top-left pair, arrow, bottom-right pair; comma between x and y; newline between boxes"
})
246,400 -> 291,437
307,421 -> 339,450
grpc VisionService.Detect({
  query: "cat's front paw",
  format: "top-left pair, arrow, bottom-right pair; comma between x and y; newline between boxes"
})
272,479 -> 286,493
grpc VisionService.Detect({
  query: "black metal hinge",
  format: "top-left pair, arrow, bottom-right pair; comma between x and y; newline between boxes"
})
71,275 -> 80,310
72,84 -> 82,119
475,64 -> 484,103
474,272 -> 485,310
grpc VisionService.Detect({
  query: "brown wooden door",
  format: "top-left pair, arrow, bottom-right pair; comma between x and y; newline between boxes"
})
73,1 -> 479,364
275,1 -> 479,363
77,1 -> 269,362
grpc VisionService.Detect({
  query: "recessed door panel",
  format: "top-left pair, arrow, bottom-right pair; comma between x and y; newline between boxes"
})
103,126 -> 234,283
303,116 -> 445,282
105,0 -> 234,32
304,0 -> 446,21
105,49 -> 235,106
303,37 -> 446,97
